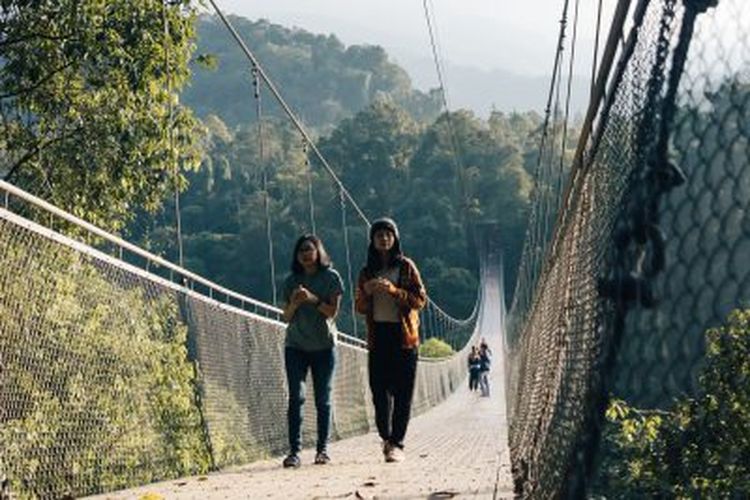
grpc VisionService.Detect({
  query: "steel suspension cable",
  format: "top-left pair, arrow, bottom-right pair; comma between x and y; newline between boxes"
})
421,0 -> 467,206
163,0 -> 184,267
253,69 -> 278,305
547,0 -> 633,264
419,0 -> 484,336
303,139 -> 317,235
206,0 -> 369,226
543,51 -> 566,245
521,0 -> 571,288
339,188 -> 358,337
590,0 -> 605,101
556,0 -> 582,211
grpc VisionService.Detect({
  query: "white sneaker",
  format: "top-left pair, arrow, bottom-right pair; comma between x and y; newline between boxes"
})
384,443 -> 405,463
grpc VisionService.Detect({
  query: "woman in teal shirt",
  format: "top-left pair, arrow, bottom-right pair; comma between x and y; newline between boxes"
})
281,235 -> 344,468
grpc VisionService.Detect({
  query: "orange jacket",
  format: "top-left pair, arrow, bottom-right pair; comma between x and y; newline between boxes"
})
355,256 -> 427,350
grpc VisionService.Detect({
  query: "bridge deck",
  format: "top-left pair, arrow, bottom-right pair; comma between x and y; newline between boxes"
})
90,365 -> 513,499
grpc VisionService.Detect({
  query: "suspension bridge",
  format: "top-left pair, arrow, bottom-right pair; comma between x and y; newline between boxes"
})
1,0 -> 749,498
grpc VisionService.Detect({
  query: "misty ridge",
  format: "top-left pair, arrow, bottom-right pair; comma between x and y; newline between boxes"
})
395,52 -> 591,119
185,14 -> 588,130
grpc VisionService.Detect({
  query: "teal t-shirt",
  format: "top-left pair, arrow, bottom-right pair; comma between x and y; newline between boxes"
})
283,267 -> 344,351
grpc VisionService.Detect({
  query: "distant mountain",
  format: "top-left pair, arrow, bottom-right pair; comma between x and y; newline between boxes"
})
390,51 -> 591,118
184,15 -> 589,130
184,15 -> 442,131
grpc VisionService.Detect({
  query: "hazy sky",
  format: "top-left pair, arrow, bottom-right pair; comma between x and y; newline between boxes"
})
199,1 -> 743,115
206,0 -> 616,81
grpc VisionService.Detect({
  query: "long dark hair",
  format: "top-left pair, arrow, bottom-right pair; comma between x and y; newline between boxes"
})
290,234 -> 332,274
365,231 -> 403,275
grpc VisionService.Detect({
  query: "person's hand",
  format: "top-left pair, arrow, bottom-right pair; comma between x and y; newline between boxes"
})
291,285 -> 310,305
363,279 -> 379,295
374,278 -> 397,295
296,285 -> 317,304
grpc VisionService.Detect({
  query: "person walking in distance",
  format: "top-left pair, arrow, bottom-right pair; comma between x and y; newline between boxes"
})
281,235 -> 344,468
478,342 -> 492,397
355,218 -> 427,463
468,345 -> 481,392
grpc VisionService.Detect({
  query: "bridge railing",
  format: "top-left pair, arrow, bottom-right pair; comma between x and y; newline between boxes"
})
505,0 -> 750,497
0,177 -> 492,498
0,179 -> 281,319
0,178 -> 371,350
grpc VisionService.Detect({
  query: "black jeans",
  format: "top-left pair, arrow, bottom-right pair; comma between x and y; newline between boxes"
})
368,322 -> 418,448
469,369 -> 480,391
285,347 -> 336,454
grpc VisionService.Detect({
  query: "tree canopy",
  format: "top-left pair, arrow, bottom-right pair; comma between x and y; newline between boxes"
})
1,0 -> 203,231
138,101 -> 542,319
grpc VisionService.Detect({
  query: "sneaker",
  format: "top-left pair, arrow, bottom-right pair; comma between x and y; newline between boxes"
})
384,442 -> 405,463
282,453 -> 301,468
314,451 -> 331,465
382,440 -> 392,460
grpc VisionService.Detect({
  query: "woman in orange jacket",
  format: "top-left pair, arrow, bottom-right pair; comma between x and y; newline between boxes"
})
355,217 -> 426,463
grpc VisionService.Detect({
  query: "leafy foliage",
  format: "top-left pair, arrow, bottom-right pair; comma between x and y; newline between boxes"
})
419,338 -> 455,358
0,0 -> 203,231
0,229 -> 211,498
595,309 -> 750,498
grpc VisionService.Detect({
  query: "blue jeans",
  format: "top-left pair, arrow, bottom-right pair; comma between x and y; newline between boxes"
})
285,347 -> 336,454
479,370 -> 490,397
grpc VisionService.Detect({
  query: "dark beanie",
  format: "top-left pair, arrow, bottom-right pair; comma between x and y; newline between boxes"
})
369,217 -> 400,241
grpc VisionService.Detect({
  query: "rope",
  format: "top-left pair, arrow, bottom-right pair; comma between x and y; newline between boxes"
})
163,0 -> 184,267
253,68 -> 277,305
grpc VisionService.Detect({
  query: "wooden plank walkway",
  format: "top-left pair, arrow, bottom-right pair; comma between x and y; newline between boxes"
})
90,271 -> 512,499
89,359 -> 513,499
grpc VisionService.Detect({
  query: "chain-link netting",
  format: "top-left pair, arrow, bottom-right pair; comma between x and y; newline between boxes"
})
612,0 -> 750,407
0,210 -> 213,498
0,185 -> 484,498
505,0 -> 748,496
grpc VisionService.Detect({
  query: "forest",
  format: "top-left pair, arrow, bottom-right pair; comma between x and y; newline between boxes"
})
2,2 -> 749,498
0,5 -> 555,320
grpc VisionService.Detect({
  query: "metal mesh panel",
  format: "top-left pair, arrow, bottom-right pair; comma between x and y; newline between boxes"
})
0,211 -> 212,498
0,194 -> 481,498
506,0 -> 686,492
503,0 -> 750,495
613,0 -> 750,407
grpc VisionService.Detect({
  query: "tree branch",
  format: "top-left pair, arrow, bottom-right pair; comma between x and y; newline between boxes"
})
0,31 -> 75,48
3,126 -> 83,182
0,59 -> 77,101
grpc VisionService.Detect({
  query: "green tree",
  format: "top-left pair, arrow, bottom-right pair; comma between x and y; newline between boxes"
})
136,101 -> 539,323
0,0 -> 203,231
596,309 -> 750,497
136,115 -> 314,304
407,110 -> 534,310
318,100 -> 420,212
0,230 -> 211,498
419,337 -> 454,358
